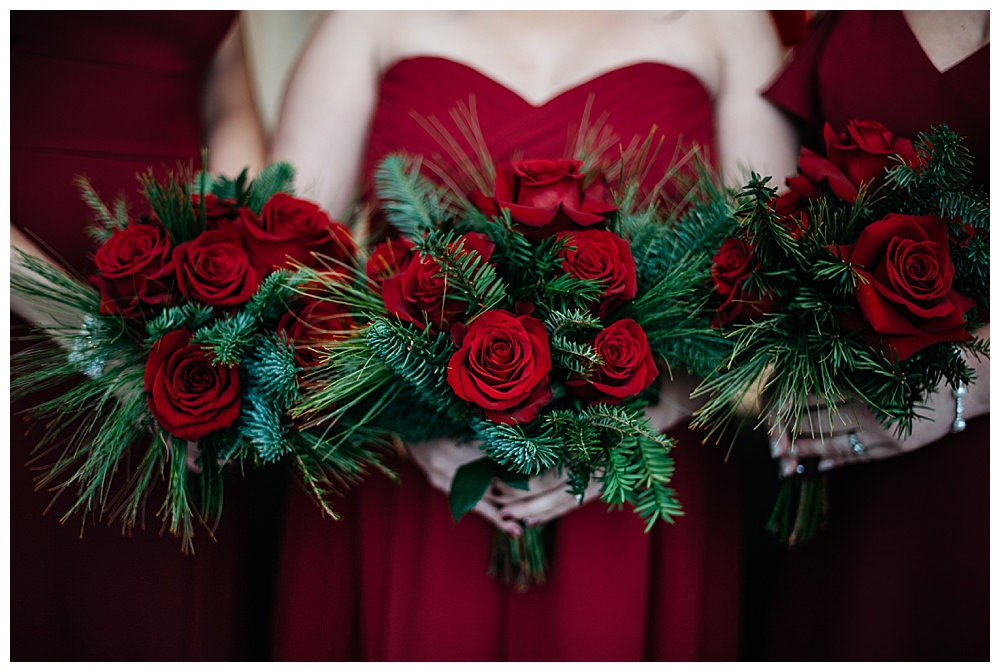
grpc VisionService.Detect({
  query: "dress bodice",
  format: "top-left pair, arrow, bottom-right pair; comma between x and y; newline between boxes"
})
362,56 -> 716,194
764,10 -> 989,186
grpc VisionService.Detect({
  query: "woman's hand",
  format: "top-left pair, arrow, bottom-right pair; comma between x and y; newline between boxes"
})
407,438 -> 523,537
486,471 -> 603,528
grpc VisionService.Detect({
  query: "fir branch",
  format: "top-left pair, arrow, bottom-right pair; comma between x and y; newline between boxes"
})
146,303 -> 215,343
414,230 -> 509,317
192,311 -> 258,366
630,482 -> 684,531
364,318 -> 467,424
375,154 -> 451,239
246,162 -> 297,213
472,420 -> 563,476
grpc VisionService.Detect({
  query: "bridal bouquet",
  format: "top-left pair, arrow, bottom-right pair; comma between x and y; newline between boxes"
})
10,162 -> 388,550
692,121 -> 990,543
293,129 -> 733,586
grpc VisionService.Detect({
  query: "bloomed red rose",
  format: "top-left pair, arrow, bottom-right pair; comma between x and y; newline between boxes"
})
566,319 -> 658,404
144,329 -> 241,440
279,297 -> 357,367
242,193 -> 357,273
831,212 -> 975,360
470,158 -> 617,241
447,309 -> 553,424
173,227 -> 259,306
382,232 -> 494,333
91,221 -> 174,315
556,229 -> 637,317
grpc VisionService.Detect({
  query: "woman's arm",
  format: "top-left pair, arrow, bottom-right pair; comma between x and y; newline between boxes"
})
708,10 -> 799,187
203,17 -> 267,176
269,11 -> 384,220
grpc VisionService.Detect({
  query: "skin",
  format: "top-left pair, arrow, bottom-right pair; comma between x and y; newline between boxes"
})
270,10 -> 799,532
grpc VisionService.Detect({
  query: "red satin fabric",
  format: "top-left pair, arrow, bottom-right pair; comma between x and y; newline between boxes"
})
272,56 -> 743,661
759,11 -> 990,661
10,11 -> 257,661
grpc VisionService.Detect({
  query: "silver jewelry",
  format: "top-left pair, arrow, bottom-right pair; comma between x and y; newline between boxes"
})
848,432 -> 866,456
952,384 -> 968,433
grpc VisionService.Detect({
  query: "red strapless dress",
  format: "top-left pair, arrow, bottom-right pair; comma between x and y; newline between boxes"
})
11,11 -> 261,661
753,11 -> 990,660
271,57 -> 743,662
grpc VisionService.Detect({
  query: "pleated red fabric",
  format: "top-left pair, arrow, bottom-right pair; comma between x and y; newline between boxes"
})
272,56 -> 743,662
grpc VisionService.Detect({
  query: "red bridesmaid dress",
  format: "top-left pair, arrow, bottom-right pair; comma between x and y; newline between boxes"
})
753,10 -> 989,660
272,57 -> 743,662
11,11 -> 261,661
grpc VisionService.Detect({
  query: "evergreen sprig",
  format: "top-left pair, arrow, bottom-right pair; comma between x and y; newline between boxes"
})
375,154 -> 451,239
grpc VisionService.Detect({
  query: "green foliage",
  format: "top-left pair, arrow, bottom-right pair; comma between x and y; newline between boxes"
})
139,166 -> 198,243
75,175 -> 129,244
246,161 -> 296,212
375,154 -> 451,238
449,457 -> 497,522
472,420 -> 563,476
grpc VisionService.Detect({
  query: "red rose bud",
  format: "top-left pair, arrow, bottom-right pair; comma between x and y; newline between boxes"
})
796,146 -> 859,203
771,190 -> 809,240
279,298 -> 356,368
192,193 -> 239,228
382,232 -> 494,333
823,120 -> 916,197
242,193 -> 357,274
831,213 -> 975,360
447,309 -> 553,424
711,238 -> 774,328
471,158 -> 617,241
557,229 -> 637,317
566,319 -> 658,404
143,329 -> 241,440
365,236 -> 416,289
91,221 -> 174,316
173,227 -> 259,306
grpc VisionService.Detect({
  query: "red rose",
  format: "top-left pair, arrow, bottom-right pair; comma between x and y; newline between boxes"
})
365,236 -> 416,290
470,159 -> 617,241
823,120 -> 916,194
447,309 -> 553,424
711,238 -> 774,327
279,297 -> 356,368
382,232 -> 495,333
796,146 -> 860,203
144,329 -> 241,440
242,193 -> 357,273
771,190 -> 809,239
556,229 -> 637,317
173,227 -> 260,306
566,319 -> 658,403
831,213 -> 975,360
192,193 -> 240,227
91,221 -> 174,315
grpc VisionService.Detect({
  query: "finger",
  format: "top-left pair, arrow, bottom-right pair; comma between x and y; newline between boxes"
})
499,480 -> 602,526
186,440 -> 202,474
471,500 -> 523,537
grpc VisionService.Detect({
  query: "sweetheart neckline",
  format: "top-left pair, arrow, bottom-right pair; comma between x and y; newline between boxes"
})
382,55 -> 713,109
